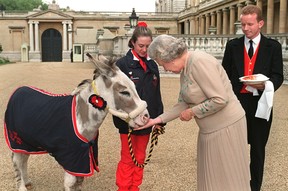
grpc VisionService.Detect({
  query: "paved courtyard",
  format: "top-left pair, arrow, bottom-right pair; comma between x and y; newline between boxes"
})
0,62 -> 287,190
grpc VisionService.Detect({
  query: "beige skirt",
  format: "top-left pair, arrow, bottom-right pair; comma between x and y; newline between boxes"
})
197,117 -> 250,191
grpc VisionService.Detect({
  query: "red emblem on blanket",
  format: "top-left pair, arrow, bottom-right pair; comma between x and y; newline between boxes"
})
9,130 -> 23,145
89,94 -> 107,110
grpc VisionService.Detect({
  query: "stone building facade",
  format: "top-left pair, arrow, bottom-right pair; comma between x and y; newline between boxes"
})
156,0 -> 187,12
0,1 -> 179,62
0,0 -> 287,65
157,0 -> 288,35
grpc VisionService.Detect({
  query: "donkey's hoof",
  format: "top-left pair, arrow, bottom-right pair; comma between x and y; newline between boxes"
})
25,182 -> 33,190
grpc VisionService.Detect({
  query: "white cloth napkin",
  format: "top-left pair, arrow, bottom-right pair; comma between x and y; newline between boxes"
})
255,81 -> 274,121
246,85 -> 259,96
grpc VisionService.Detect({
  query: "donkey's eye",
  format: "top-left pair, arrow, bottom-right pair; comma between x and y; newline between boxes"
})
120,91 -> 130,97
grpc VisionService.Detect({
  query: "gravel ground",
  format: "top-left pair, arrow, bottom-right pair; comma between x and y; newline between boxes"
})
0,62 -> 287,191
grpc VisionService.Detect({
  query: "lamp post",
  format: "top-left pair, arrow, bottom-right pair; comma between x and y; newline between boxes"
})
129,8 -> 138,28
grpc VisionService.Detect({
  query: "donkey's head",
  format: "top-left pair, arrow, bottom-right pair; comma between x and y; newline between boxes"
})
87,53 -> 150,127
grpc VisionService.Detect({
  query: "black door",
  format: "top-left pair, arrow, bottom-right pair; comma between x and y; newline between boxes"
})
41,29 -> 62,62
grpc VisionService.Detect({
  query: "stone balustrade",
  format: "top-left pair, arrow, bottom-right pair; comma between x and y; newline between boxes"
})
87,33 -> 288,82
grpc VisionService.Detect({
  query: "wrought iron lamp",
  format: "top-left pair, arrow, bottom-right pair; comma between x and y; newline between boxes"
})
129,8 -> 138,28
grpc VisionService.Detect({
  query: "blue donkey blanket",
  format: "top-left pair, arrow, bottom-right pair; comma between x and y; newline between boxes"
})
4,86 -> 99,176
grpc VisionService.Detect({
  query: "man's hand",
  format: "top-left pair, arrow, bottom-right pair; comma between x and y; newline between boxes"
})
244,82 -> 265,91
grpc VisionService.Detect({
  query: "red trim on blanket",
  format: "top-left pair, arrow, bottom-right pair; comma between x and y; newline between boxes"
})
71,97 -> 100,175
71,96 -> 98,144
72,96 -> 89,143
64,140 -> 99,177
4,122 -> 47,154
91,131 -> 100,172
4,86 -> 99,177
29,86 -> 69,97
64,168 -> 93,177
3,86 -> 69,155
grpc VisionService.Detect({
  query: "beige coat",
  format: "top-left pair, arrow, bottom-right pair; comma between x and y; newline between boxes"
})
159,50 -> 250,191
160,50 -> 245,132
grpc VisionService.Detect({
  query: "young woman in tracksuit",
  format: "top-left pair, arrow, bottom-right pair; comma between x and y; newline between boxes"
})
112,22 -> 165,191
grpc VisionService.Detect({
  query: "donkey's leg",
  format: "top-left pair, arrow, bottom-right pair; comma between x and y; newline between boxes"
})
64,172 -> 84,191
75,176 -> 84,191
12,152 -> 32,191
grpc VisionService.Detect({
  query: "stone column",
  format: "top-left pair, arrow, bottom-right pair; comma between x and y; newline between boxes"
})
34,21 -> 39,52
216,10 -> 222,35
185,20 -> 189,34
211,12 -> 216,27
279,0 -> 287,33
237,3 -> 244,21
68,22 -> 73,51
190,18 -> 196,34
235,21 -> 243,34
256,0 -> 263,10
229,6 -> 236,34
62,21 -> 68,51
200,15 -> 205,35
187,0 -> 191,7
266,0 -> 274,33
222,8 -> 229,35
245,0 -> 254,5
208,27 -> 217,35
28,21 -> 34,52
205,13 -> 210,35
190,0 -> 195,6
195,17 -> 199,35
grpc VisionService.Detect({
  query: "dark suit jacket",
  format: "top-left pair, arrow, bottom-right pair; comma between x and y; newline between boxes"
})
222,34 -> 283,97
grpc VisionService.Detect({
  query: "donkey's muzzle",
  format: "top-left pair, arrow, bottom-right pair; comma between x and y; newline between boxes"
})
127,101 -> 150,127
140,113 -> 150,125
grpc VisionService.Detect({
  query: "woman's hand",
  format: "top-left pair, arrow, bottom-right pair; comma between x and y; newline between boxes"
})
180,108 -> 194,121
134,117 -> 162,130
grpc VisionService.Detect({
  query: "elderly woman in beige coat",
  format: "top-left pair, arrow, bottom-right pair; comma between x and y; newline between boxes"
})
136,34 -> 250,191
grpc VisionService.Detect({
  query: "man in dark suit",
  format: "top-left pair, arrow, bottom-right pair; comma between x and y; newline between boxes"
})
222,5 -> 283,191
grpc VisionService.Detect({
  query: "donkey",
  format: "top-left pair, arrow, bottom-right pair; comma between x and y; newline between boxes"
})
4,54 -> 150,191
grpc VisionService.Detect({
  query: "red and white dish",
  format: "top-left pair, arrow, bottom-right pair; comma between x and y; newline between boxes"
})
239,74 -> 269,84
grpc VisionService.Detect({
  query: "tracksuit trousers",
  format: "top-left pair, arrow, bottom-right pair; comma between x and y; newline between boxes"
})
116,133 -> 150,191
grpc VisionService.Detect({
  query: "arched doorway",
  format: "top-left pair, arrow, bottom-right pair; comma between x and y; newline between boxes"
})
41,28 -> 62,62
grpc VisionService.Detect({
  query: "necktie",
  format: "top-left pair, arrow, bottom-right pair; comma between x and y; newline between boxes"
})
248,40 -> 254,59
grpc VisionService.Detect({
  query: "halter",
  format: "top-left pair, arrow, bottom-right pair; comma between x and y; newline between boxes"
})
91,80 -> 147,123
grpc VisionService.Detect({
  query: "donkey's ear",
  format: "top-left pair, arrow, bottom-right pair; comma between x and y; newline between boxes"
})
98,54 -> 117,71
86,53 -> 100,67
87,53 -> 109,71
110,56 -> 120,66
98,54 -> 119,67
91,54 -> 118,79
98,55 -> 109,64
